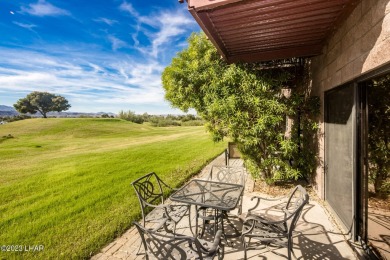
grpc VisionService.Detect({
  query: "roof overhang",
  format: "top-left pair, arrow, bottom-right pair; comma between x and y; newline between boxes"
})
184,0 -> 360,63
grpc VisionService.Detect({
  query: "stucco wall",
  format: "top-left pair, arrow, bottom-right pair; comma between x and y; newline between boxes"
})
310,0 -> 390,199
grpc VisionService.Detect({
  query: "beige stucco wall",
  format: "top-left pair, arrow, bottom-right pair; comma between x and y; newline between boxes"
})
310,0 -> 390,199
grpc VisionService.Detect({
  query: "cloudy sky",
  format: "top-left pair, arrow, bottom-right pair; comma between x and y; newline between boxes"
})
0,0 -> 200,114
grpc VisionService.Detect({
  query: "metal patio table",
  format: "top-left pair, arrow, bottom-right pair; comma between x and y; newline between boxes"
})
170,178 -> 244,240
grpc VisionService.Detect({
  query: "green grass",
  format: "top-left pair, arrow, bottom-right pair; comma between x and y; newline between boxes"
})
0,118 -> 226,259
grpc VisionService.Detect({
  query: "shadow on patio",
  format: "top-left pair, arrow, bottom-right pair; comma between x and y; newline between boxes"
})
368,208 -> 390,259
92,155 -> 357,260
212,196 -> 356,259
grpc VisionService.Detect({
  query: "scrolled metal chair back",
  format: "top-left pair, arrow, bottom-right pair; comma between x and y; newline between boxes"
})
208,165 -> 246,214
209,166 -> 246,185
132,172 -> 165,225
284,185 -> 309,236
134,222 -> 206,260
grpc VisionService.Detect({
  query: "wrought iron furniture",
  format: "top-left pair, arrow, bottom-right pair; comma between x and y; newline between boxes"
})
194,166 -> 246,238
133,221 -> 224,260
240,185 -> 309,260
131,172 -> 190,233
170,178 -> 244,238
206,166 -> 246,214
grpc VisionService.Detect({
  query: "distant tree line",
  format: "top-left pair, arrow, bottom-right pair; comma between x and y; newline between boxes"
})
117,110 -> 203,127
0,110 -> 203,127
0,115 -> 32,123
4,91 -> 204,128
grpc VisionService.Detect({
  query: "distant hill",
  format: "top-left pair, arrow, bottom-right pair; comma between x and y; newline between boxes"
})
0,105 -> 115,118
0,105 -> 16,111
0,105 -> 19,116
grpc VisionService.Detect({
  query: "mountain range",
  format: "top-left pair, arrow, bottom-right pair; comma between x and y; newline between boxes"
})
0,105 -> 115,117
0,105 -> 18,116
0,105 -> 17,112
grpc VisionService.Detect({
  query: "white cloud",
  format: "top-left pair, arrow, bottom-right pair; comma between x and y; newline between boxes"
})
13,22 -> 37,31
0,3 -> 199,114
21,0 -> 70,17
0,47 -> 167,112
120,2 -> 197,58
115,62 -> 164,91
149,10 -> 195,57
94,17 -> 118,26
88,63 -> 105,74
108,35 -> 128,51
119,1 -> 139,18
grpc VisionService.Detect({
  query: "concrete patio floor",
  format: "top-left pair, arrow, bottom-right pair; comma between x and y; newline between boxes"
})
92,155 -> 359,260
368,208 -> 390,259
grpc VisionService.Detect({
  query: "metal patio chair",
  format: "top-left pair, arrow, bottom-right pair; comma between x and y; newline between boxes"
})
240,185 -> 309,260
133,221 -> 224,260
207,166 -> 246,215
131,172 -> 190,233
196,166 -> 246,237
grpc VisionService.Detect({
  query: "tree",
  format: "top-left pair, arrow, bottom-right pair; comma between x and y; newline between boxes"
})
368,75 -> 390,194
163,32 -> 305,182
14,91 -> 71,118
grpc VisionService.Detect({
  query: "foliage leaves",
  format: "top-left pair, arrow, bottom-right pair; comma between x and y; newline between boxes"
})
162,32 -> 320,183
118,110 -> 144,124
368,75 -> 390,194
14,91 -> 70,118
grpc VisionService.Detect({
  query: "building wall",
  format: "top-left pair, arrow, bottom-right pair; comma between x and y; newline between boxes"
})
310,0 -> 390,199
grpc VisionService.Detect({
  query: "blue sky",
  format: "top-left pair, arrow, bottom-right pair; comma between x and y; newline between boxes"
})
0,0 -> 199,114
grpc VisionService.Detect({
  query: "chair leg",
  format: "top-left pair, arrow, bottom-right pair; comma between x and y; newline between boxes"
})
135,228 -> 145,256
200,218 -> 206,238
196,207 -> 207,238
220,211 -> 225,238
197,207 -> 216,238
241,235 -> 248,260
135,240 -> 145,256
238,196 -> 243,215
214,210 -> 218,235
195,206 -> 199,236
188,206 -> 192,235
287,238 -> 292,260
218,242 -> 225,260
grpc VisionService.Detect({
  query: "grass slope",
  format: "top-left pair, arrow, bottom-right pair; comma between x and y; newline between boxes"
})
0,118 -> 226,259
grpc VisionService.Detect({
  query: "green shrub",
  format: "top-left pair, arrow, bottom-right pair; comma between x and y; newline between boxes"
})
162,32 -> 320,183
0,115 -> 32,122
118,110 -> 144,124
149,116 -> 181,127
181,120 -> 204,126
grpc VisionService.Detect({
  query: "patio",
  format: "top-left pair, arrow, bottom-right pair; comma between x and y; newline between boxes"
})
92,154 -> 358,260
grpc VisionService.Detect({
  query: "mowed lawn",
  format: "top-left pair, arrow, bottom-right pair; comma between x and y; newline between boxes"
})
0,118 -> 226,259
